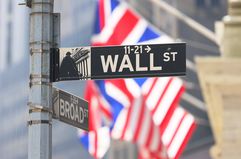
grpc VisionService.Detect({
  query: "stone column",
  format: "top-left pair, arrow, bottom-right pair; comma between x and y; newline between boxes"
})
221,0 -> 241,57
196,1 -> 241,159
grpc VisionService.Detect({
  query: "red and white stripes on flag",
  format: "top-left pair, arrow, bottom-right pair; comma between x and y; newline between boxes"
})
105,78 -> 195,159
161,107 -> 196,159
138,78 -> 196,159
109,79 -> 165,156
82,77 -> 195,159
79,0 -> 196,158
142,77 -> 185,128
138,107 -> 196,159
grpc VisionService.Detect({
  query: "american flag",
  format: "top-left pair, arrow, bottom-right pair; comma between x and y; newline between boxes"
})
78,0 -> 196,158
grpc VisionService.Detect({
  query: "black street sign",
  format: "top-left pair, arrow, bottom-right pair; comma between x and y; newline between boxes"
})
50,43 -> 186,82
52,87 -> 89,131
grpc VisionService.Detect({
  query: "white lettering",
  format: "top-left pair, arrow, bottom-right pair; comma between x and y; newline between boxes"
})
65,101 -> 70,118
79,107 -> 84,123
119,55 -> 134,72
70,103 -> 75,120
74,105 -> 80,122
84,109 -> 89,118
71,96 -> 78,105
59,98 -> 87,124
136,54 -> 148,71
163,52 -> 178,62
163,52 -> 170,62
171,52 -> 177,61
101,55 -> 119,72
150,53 -> 162,71
60,99 -> 65,116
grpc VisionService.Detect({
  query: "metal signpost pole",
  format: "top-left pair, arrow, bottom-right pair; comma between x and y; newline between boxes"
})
28,0 -> 54,159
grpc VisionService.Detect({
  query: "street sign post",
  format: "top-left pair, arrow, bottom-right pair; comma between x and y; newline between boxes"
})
50,43 -> 186,82
52,87 -> 89,131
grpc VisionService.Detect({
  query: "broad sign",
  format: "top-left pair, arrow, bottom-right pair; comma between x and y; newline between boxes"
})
52,87 -> 89,131
50,43 -> 186,82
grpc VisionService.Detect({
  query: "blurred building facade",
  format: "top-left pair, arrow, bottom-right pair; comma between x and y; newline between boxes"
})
0,0 -> 29,159
0,0 -> 227,159
0,0 -> 29,72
